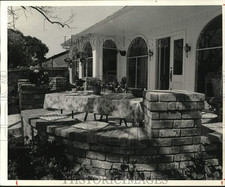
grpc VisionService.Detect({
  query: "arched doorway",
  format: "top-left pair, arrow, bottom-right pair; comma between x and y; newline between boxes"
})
103,40 -> 117,82
196,15 -> 222,99
127,37 -> 148,88
83,42 -> 93,77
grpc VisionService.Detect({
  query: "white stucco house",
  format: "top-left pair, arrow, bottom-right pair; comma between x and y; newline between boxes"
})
62,6 -> 222,99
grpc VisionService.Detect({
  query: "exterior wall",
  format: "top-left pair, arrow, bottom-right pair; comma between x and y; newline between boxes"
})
68,7 -> 221,91
43,52 -> 69,68
115,7 -> 221,91
21,90 -> 221,179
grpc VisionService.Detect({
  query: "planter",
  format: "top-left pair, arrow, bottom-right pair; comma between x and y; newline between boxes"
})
93,86 -> 101,95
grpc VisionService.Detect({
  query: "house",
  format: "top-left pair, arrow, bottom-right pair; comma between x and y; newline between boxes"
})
42,50 -> 69,68
61,6 -> 222,99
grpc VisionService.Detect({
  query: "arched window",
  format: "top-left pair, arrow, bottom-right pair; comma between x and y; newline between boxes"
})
196,15 -> 222,98
103,40 -> 117,82
83,42 -> 93,77
127,37 -> 148,88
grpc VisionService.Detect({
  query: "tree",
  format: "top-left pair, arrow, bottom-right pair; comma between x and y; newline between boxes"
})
8,6 -> 75,29
8,29 -> 49,68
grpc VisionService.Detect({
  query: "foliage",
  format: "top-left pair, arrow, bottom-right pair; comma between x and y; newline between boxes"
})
8,135 -> 94,180
74,76 -> 85,90
106,77 -> 128,93
109,159 -> 145,180
8,29 -> 49,68
88,77 -> 102,87
168,153 -> 222,180
27,66 -> 50,86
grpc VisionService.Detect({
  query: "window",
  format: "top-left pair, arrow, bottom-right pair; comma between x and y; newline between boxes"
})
127,37 -> 148,88
173,39 -> 183,75
83,42 -> 93,77
196,15 -> 222,97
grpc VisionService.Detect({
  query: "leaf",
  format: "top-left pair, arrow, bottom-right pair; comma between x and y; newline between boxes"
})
213,171 -> 221,179
191,172 -> 197,179
204,165 -> 211,175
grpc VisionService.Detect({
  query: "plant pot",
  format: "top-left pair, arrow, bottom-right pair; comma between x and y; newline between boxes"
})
93,86 -> 101,95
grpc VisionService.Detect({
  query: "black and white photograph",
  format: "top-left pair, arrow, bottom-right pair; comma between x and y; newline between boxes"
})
1,1 -> 223,185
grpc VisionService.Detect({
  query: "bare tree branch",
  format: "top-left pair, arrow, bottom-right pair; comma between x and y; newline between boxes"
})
30,6 -> 70,28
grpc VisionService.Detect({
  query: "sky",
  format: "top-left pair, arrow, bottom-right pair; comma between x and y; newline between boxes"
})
10,6 -> 123,58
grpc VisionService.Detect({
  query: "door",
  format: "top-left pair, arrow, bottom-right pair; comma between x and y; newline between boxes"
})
157,37 -> 170,90
169,34 -> 184,90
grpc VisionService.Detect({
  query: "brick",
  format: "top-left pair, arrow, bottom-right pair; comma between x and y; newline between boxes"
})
180,145 -> 201,153
129,155 -> 151,164
201,144 -> 217,152
135,147 -> 158,155
145,92 -> 158,101
135,163 -> 157,171
198,102 -> 205,109
106,153 -> 125,163
159,129 -> 180,137
72,140 -> 90,150
160,112 -> 181,120
92,160 -> 113,169
179,161 -> 194,169
151,120 -> 173,129
147,111 -> 160,119
151,130 -> 159,138
153,138 -> 172,146
152,155 -> 174,163
175,102 -> 198,110
149,102 -> 168,111
159,147 -> 180,155
62,139 -> 72,146
193,136 -> 201,144
182,111 -> 201,119
159,93 -> 176,101
194,119 -> 202,127
173,120 -> 195,128
158,163 -> 179,170
176,93 -> 205,102
174,153 -> 194,161
167,102 -> 176,110
74,157 -> 91,165
69,147 -> 86,157
172,137 -> 193,145
181,129 -> 200,136
205,159 -> 219,166
86,151 -> 105,160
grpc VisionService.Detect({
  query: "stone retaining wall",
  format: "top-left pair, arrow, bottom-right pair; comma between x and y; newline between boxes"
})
31,90 -> 221,179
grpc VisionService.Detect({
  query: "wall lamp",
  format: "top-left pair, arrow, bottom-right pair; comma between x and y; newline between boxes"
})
118,50 -> 126,56
184,43 -> 191,57
149,49 -> 154,60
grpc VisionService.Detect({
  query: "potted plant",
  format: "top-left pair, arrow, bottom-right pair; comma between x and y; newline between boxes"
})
88,77 -> 102,95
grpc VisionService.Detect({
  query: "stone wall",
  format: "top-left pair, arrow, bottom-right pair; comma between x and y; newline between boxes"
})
26,90 -> 221,179
18,81 -> 50,110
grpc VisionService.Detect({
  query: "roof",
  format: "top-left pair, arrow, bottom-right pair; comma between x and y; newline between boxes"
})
61,6 -> 129,47
44,50 -> 69,61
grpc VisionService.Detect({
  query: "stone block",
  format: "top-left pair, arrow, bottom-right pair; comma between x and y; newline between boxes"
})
180,145 -> 201,153
160,112 -> 181,120
72,140 -> 90,150
174,153 -> 194,161
92,160 -> 113,169
153,138 -> 172,146
181,111 -> 201,119
135,163 -> 157,171
134,147 -> 158,155
158,163 -> 179,170
151,120 -> 173,129
149,102 -> 168,111
129,155 -> 151,164
181,128 -> 200,136
173,120 -> 195,128
158,93 -> 176,102
159,147 -> 180,155
159,129 -> 180,137
86,151 -> 105,160
152,155 -> 174,163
